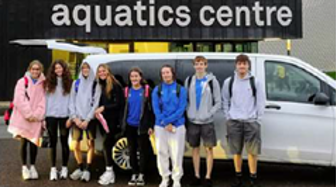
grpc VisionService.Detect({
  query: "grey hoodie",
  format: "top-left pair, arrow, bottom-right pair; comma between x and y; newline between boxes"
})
45,77 -> 71,118
69,62 -> 101,122
185,73 -> 221,124
222,71 -> 265,122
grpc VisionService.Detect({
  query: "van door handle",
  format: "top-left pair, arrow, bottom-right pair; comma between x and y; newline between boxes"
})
265,104 -> 281,110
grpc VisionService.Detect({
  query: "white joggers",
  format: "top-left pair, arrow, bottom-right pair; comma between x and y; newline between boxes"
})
154,125 -> 186,183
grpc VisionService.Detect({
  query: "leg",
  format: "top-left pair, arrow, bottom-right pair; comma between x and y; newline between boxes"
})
201,123 -> 217,180
59,118 -> 70,167
192,147 -> 200,178
127,125 -> 139,174
138,133 -> 150,175
71,126 -> 83,166
187,123 -> 201,179
86,121 -> 97,170
103,133 -> 114,167
46,117 -> 58,167
233,154 -> 243,173
154,126 -> 171,180
169,126 -> 186,183
205,147 -> 214,179
20,138 -> 28,166
248,154 -> 258,174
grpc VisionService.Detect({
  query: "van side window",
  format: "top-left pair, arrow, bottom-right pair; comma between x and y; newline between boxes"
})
265,61 -> 322,104
330,87 -> 336,106
177,59 -> 235,88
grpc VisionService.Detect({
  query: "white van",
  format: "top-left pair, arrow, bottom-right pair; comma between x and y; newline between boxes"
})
82,52 -> 336,170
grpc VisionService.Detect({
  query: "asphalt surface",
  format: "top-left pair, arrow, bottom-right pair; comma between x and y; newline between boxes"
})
0,117 -> 335,187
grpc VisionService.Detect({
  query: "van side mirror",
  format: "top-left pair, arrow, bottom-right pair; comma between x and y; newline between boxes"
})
313,92 -> 330,105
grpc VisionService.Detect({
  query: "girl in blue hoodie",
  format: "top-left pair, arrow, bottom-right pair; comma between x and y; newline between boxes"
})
152,65 -> 187,187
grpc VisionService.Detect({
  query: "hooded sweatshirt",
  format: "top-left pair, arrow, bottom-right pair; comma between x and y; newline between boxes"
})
69,63 -> 101,122
8,72 -> 46,146
222,71 -> 265,122
185,73 -> 221,124
45,77 -> 71,118
152,81 -> 187,127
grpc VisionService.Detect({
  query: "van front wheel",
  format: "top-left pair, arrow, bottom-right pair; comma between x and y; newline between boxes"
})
112,137 -> 132,171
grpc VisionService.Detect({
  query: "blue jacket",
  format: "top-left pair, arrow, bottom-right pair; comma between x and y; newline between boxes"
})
152,81 -> 187,127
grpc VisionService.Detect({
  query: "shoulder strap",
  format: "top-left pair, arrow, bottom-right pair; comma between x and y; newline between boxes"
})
91,80 -> 97,107
208,79 -> 215,104
144,84 -> 150,98
157,84 -> 162,98
187,76 -> 192,91
250,76 -> 256,98
124,87 -> 129,98
229,75 -> 234,98
23,76 -> 30,101
176,83 -> 181,98
75,79 -> 80,93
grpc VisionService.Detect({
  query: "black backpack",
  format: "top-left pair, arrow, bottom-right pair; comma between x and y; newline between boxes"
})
185,76 -> 215,105
228,75 -> 256,99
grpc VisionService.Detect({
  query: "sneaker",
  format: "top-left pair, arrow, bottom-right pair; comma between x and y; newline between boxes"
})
22,166 -> 30,180
59,167 -> 68,180
204,179 -> 213,187
128,174 -> 137,186
30,166 -> 39,180
81,170 -> 91,182
50,167 -> 58,181
249,177 -> 261,187
98,170 -> 115,185
159,178 -> 170,187
173,181 -> 181,187
70,169 -> 83,180
137,173 -> 145,186
231,180 -> 243,187
189,176 -> 201,186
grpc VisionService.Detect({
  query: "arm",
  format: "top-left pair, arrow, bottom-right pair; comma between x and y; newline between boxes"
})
68,82 -> 77,120
13,78 -> 33,119
85,83 -> 102,122
32,86 -> 46,121
151,86 -> 164,125
147,88 -> 155,129
209,78 -> 222,116
161,87 -> 187,126
222,79 -> 231,120
256,79 -> 266,119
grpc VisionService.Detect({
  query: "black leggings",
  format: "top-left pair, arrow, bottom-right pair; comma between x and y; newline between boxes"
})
20,138 -> 38,165
103,132 -> 116,167
126,125 -> 150,174
46,117 -> 70,167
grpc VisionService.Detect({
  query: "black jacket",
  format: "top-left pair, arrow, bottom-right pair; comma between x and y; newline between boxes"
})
98,80 -> 125,131
122,85 -> 155,135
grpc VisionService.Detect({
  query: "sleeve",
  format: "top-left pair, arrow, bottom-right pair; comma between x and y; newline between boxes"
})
151,86 -> 164,125
85,83 -> 102,122
222,78 -> 231,120
161,87 -> 188,126
256,79 -> 266,120
32,86 -> 46,121
209,78 -> 222,117
13,78 -> 33,119
147,88 -> 155,129
68,82 -> 77,120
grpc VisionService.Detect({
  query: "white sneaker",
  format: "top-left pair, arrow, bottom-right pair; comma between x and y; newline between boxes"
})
30,166 -> 39,180
137,173 -> 145,186
22,166 -> 30,180
173,181 -> 181,187
81,170 -> 91,182
59,167 -> 68,179
49,167 -> 58,181
70,169 -> 83,180
98,170 -> 115,185
159,178 -> 170,187
128,174 -> 137,186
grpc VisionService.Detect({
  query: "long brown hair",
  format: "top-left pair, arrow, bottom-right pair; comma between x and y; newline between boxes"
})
96,64 -> 120,98
45,59 -> 73,95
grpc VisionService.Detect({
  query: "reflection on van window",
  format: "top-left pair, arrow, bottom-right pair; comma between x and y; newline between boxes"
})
265,61 -> 321,103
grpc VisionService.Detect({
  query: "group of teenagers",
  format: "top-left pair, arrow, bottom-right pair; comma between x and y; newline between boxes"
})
7,54 -> 265,187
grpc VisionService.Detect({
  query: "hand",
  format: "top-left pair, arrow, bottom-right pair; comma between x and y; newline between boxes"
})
42,121 -> 47,130
95,106 -> 105,115
66,119 -> 72,128
81,121 -> 89,130
32,117 -> 39,122
26,117 -> 34,122
165,124 -> 174,133
148,128 -> 154,135
74,118 -> 82,127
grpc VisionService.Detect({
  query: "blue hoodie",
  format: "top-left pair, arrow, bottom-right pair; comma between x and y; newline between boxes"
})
152,81 -> 187,127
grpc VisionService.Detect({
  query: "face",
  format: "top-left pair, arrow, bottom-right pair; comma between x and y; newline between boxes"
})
236,60 -> 249,75
130,71 -> 141,87
98,66 -> 108,80
161,67 -> 174,83
54,63 -> 64,77
194,60 -> 208,74
29,64 -> 42,79
82,64 -> 90,78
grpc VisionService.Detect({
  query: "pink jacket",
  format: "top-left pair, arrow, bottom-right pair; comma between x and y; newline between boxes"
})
8,73 -> 46,146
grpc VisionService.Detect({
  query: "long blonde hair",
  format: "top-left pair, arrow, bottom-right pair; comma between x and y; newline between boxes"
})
96,64 -> 120,98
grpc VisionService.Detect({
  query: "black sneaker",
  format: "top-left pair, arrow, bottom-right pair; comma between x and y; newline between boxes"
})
249,178 -> 260,187
204,179 -> 213,187
231,180 -> 243,187
189,176 -> 201,186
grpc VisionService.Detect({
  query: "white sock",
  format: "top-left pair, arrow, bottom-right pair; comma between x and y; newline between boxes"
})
22,165 -> 28,170
62,166 -> 67,170
30,165 -> 36,170
51,167 -> 57,170
106,166 -> 113,171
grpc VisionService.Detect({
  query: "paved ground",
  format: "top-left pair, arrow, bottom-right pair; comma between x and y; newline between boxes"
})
0,117 -> 335,187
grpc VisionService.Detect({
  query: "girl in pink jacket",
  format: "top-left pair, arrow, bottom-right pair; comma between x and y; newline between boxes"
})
8,60 -> 46,181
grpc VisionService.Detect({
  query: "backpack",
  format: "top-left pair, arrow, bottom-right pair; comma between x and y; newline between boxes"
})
228,75 -> 256,99
185,76 -> 215,105
157,83 -> 181,98
124,84 -> 150,99
4,77 -> 29,126
74,79 -> 98,107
